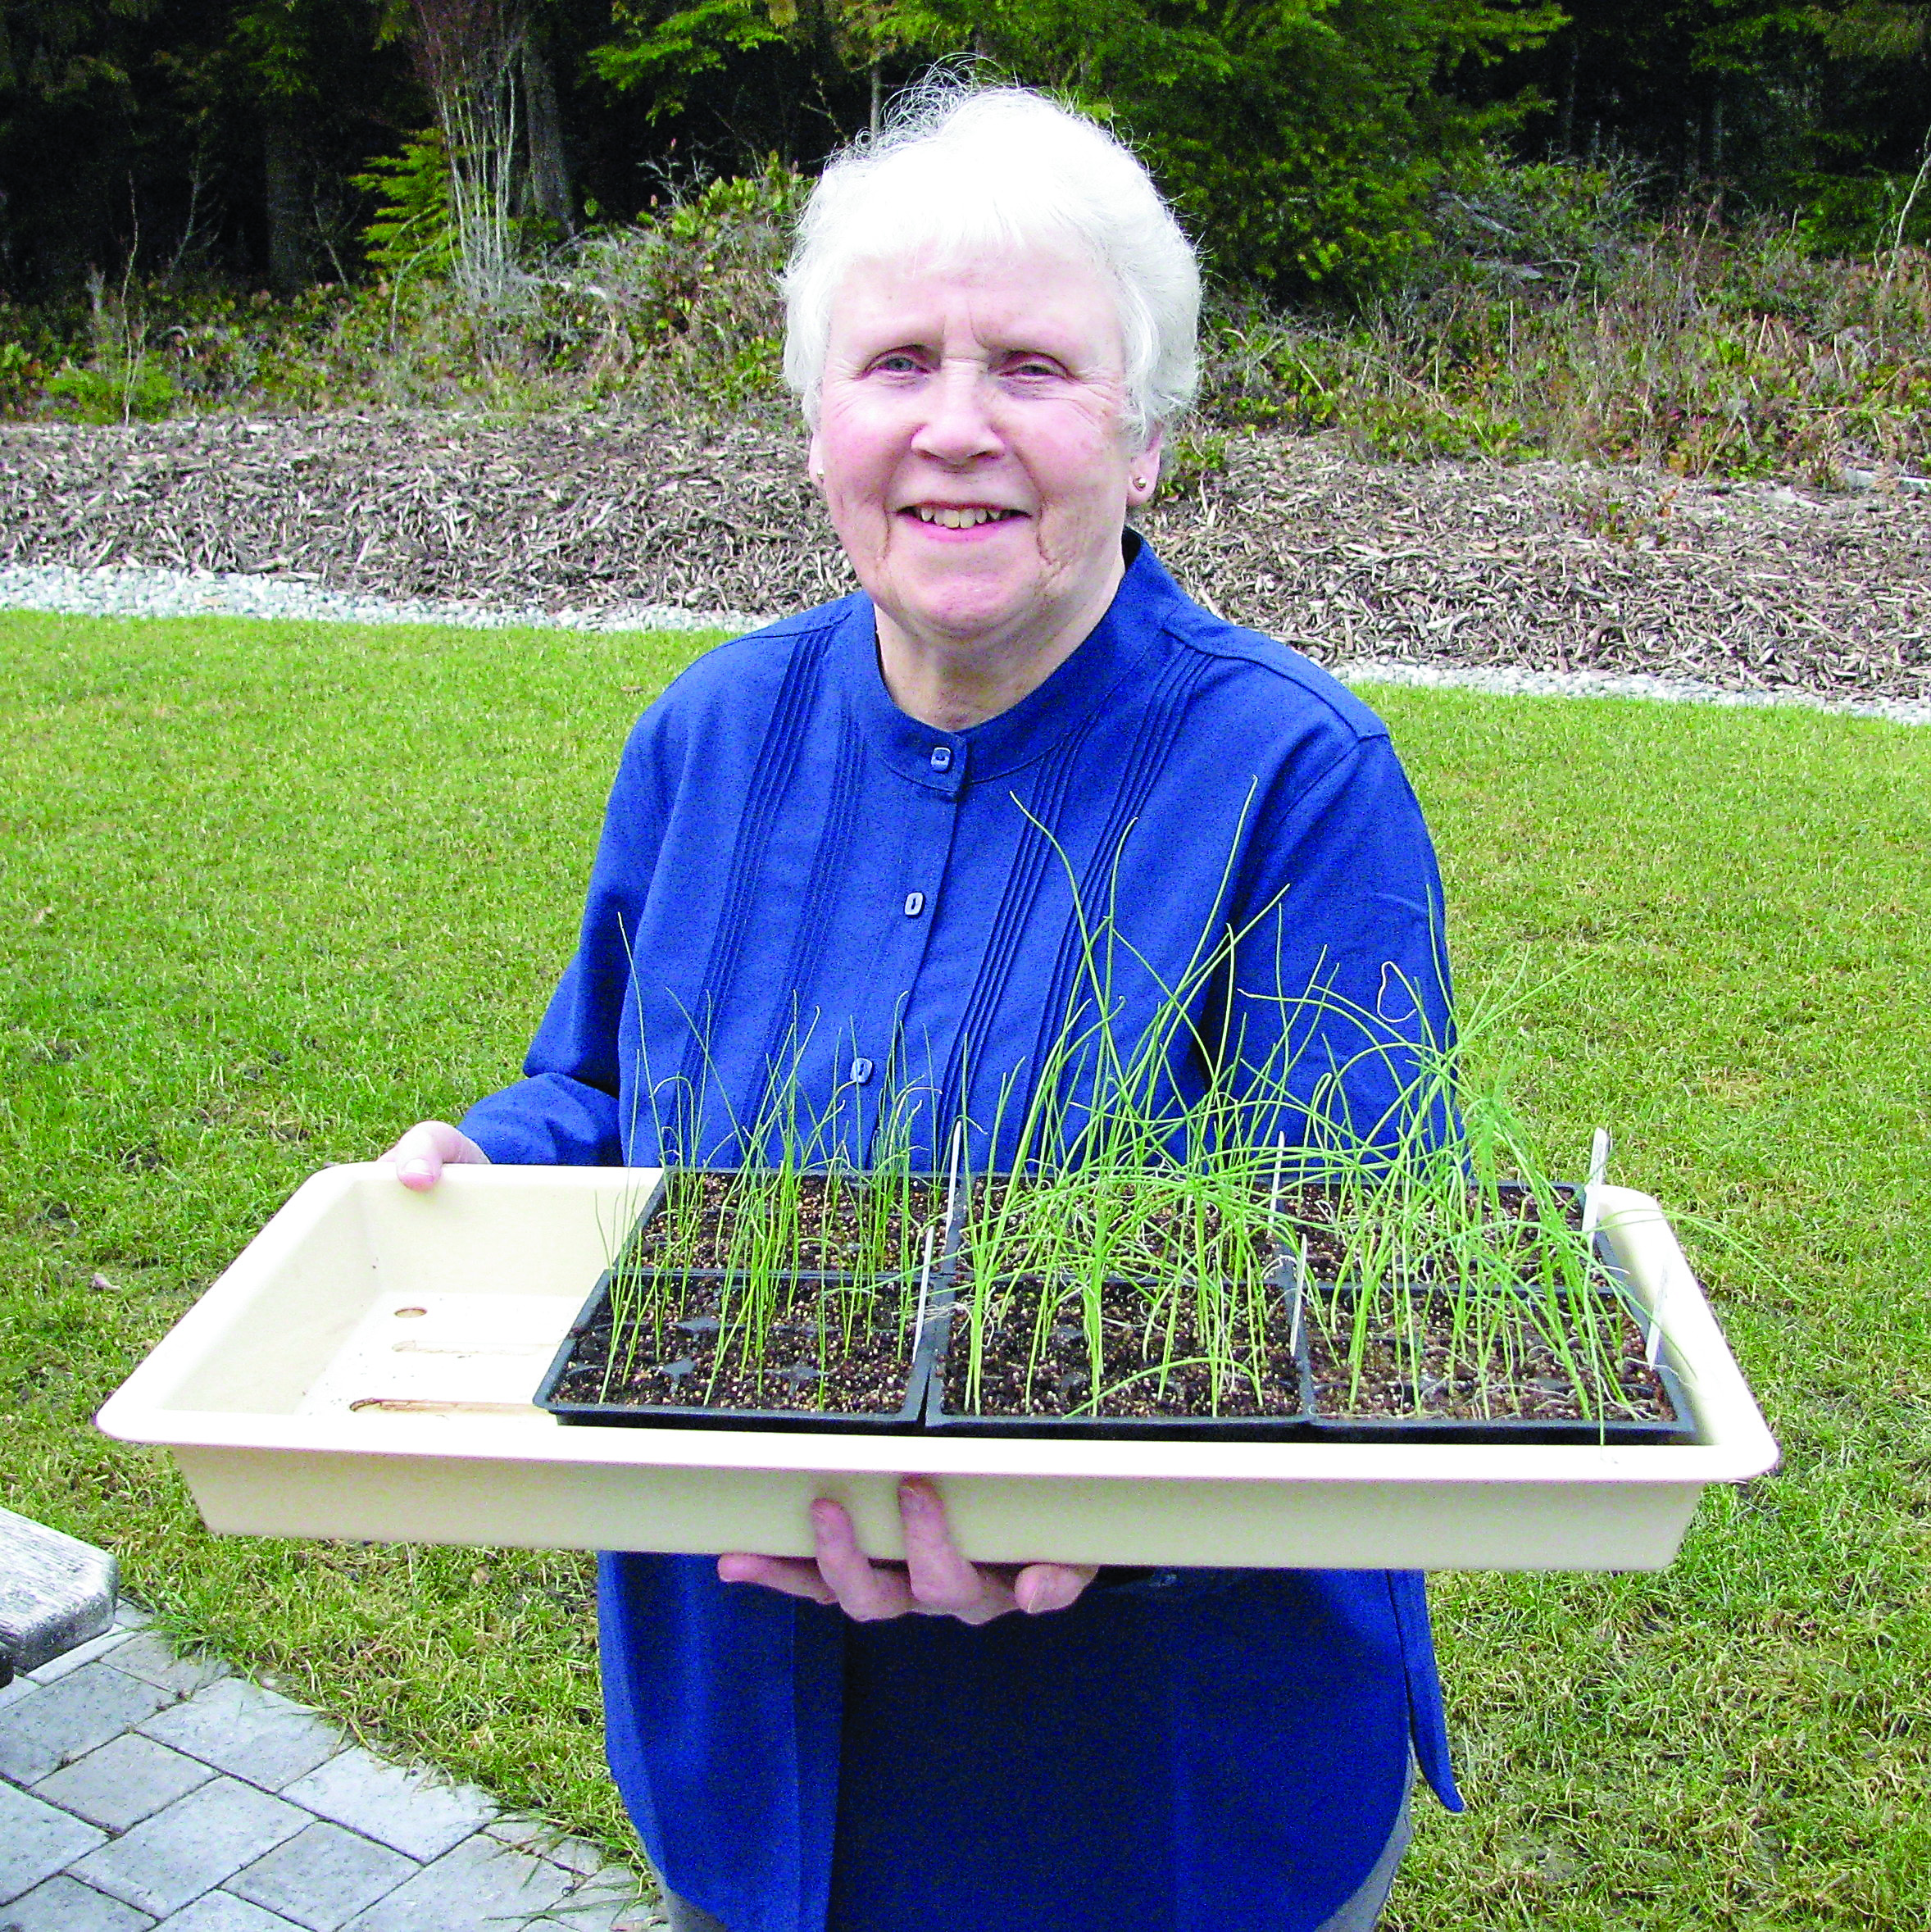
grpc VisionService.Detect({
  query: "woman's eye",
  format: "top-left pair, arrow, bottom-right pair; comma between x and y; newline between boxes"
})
1008,357 -> 1061,379
869,351 -> 925,375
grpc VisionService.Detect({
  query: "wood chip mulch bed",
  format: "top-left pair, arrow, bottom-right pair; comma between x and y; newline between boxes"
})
5,411 -> 1927,705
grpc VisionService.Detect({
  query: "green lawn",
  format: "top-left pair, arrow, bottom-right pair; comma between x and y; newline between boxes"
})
2,610 -> 1927,1925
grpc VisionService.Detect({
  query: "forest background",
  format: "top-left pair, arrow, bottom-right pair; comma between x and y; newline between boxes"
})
2,0 -> 1930,479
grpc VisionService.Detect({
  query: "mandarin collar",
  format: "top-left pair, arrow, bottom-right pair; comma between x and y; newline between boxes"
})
837,534 -> 1178,793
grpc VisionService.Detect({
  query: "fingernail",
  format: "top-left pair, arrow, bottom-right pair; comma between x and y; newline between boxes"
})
402,1159 -> 432,1182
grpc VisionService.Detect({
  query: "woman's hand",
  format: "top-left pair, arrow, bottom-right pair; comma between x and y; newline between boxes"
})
717,1477 -> 1097,1625
379,1120 -> 490,1191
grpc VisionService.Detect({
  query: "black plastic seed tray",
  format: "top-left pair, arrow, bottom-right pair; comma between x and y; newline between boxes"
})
1291,1234 -> 1698,1447
534,1266 -> 949,1434
921,1270 -> 1316,1441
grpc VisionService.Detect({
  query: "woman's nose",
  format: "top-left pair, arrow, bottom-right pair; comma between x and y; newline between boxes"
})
910,358 -> 1004,466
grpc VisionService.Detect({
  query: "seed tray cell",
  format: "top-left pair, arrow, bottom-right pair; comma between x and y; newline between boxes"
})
925,1272 -> 1315,1442
537,1268 -> 945,1434
1293,1240 -> 1699,1447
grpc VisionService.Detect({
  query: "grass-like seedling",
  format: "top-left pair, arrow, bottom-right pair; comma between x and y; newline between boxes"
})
1285,1152 -> 1662,1430
939,806 -> 1311,1425
941,1130 -> 1673,1439
1273,976 -> 1676,1432
929,825 -> 1606,1431
938,939 -> 1683,1435
947,1159 -> 1296,1425
565,1048 -> 956,1418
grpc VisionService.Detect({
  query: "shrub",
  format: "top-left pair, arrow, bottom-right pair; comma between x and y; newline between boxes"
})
352,131 -> 460,289
39,274 -> 181,425
236,156 -> 807,415
1798,169 -> 1931,257
1411,143 -> 1648,302
0,303 -> 66,415
538,161 -> 802,410
0,161 -> 802,420
43,357 -> 179,425
1193,151 -> 1931,481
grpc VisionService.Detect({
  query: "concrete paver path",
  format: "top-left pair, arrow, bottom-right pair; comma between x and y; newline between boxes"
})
0,1603 -> 661,1932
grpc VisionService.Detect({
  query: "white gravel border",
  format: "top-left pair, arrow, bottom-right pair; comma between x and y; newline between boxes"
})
5,562 -> 1926,726
0,562 -> 759,637
1329,657 -> 1931,726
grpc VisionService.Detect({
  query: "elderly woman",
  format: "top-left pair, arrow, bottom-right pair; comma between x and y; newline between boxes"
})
387,86 -> 1461,1932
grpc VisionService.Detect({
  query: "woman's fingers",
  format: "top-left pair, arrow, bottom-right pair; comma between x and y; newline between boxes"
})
1013,1562 -> 1101,1616
718,1488 -> 1098,1625
716,1552 -> 839,1605
897,1478 -> 1015,1623
379,1120 -> 489,1191
809,1498 -> 916,1621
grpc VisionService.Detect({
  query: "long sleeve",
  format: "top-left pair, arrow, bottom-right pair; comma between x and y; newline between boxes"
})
457,545 -> 1465,1932
460,713 -> 674,1166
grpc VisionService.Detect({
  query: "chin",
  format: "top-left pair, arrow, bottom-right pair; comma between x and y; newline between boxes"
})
897,561 -> 1043,634
907,592 -> 1036,645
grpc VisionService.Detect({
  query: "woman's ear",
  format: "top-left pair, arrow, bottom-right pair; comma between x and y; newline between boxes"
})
806,428 -> 827,493
1127,426 -> 1165,506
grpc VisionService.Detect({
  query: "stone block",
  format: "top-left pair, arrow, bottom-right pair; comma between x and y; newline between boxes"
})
0,1506 -> 118,1675
278,1749 -> 492,1862
151,1896 -> 307,1931
25,1625 -> 139,1686
104,1634 -> 231,1698
338,1832 -> 571,1932
0,1661 -> 173,1785
32,1730 -> 215,1831
227,1821 -> 416,1932
0,1775 -> 110,1906
139,1680 -> 343,1792
70,1775 -> 307,1918
0,1872 -> 157,1930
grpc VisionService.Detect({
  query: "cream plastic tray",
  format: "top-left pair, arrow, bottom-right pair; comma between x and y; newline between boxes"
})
96,1164 -> 1779,1570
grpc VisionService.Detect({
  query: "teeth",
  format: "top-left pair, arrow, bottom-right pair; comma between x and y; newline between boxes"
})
915,506 -> 1009,528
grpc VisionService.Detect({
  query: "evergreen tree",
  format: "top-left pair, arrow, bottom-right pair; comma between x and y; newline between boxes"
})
591,0 -> 1561,291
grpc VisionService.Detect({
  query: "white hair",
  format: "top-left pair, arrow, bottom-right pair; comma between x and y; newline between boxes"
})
782,84 -> 1200,443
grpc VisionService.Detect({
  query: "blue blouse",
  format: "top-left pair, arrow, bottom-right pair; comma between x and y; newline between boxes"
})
462,539 -> 1464,1932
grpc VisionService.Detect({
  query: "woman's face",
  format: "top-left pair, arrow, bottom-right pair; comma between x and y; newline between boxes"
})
809,246 -> 1160,661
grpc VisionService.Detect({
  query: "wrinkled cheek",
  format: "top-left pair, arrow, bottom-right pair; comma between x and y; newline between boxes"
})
1029,511 -> 1092,579
825,493 -> 891,571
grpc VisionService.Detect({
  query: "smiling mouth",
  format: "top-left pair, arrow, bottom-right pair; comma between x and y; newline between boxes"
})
909,505 -> 1022,529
